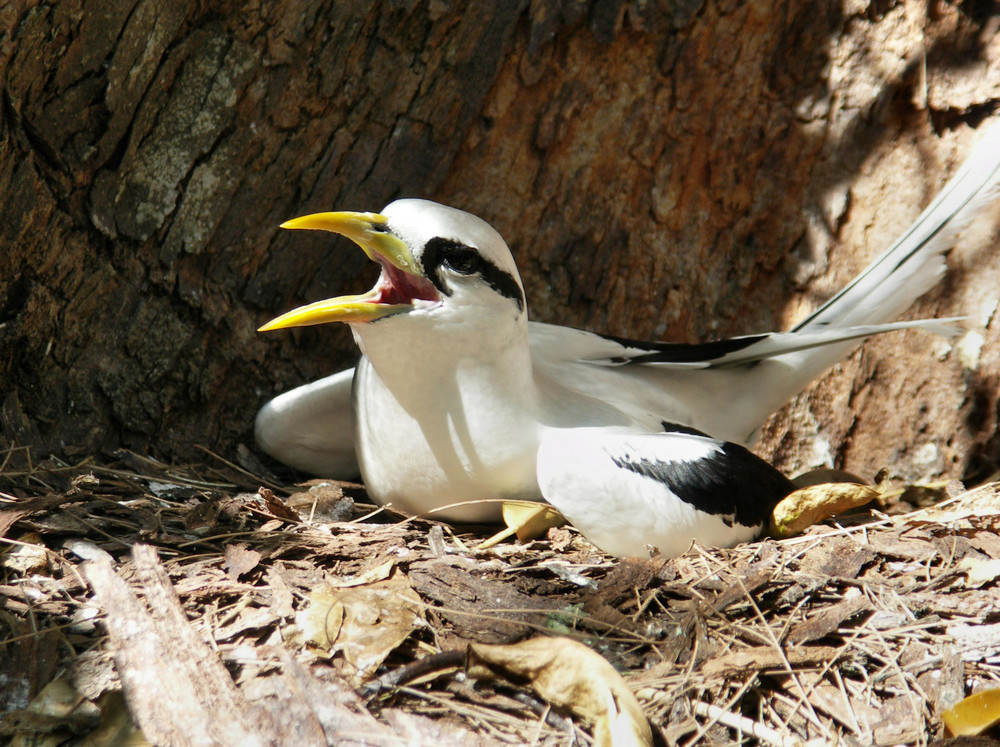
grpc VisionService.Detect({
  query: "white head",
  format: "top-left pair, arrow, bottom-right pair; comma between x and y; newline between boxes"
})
259,199 -> 527,340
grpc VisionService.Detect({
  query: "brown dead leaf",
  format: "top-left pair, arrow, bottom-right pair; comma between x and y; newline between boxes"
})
297,569 -> 423,676
286,482 -> 354,523
862,532 -> 938,562
547,525 -> 575,551
222,544 -> 261,581
212,606 -> 279,643
408,557 -> 563,644
783,670 -> 881,733
701,645 -> 842,678
966,528 -> 1000,559
787,594 -> 872,644
770,482 -> 880,537
265,565 -> 295,619
301,595 -> 345,648
468,637 -> 652,747
259,487 -> 300,522
872,696 -> 924,744
0,494 -> 86,539
589,558 -> 658,604
922,645 -> 966,715
799,535 -> 875,578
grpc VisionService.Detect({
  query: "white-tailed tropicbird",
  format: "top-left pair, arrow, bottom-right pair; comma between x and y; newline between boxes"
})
255,124 -> 1000,557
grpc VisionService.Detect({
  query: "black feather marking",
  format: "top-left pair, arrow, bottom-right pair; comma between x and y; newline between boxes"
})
599,331 -> 768,364
610,440 -> 794,528
420,237 -> 525,312
660,421 -> 711,437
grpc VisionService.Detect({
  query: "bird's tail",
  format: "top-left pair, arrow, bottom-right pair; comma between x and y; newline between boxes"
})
793,121 -> 1000,332
718,121 -> 1000,442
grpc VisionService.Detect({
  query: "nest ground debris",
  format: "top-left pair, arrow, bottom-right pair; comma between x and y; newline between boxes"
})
2,443 -> 1000,746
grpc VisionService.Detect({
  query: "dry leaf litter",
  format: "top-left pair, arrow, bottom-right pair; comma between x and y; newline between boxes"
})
2,444 -> 1000,746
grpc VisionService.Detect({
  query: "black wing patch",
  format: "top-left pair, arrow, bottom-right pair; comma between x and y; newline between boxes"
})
610,441 -> 794,528
599,331 -> 768,364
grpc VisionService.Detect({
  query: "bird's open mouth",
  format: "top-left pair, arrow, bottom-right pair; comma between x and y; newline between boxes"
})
259,210 -> 440,331
372,263 -> 440,308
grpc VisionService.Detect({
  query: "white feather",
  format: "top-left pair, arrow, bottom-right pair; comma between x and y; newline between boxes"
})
255,368 -> 357,476
536,428 -> 758,558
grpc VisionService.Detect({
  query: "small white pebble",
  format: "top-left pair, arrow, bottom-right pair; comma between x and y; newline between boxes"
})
911,442 -> 940,472
956,330 -> 985,370
933,337 -> 953,361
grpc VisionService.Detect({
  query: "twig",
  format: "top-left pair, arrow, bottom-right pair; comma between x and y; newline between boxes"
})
362,650 -> 466,696
691,700 -> 823,747
732,574 -> 827,732
192,444 -> 286,491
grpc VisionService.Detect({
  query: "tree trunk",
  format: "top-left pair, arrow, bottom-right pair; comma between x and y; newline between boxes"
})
2,0 -> 999,485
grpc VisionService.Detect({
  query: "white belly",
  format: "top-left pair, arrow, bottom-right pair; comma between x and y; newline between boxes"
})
353,357 -> 542,522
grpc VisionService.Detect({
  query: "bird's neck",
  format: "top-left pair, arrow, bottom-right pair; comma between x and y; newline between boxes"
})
351,315 -> 537,414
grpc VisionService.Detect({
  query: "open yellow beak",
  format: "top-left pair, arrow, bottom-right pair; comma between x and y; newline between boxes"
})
278,212 -> 417,273
257,291 -> 410,330
258,211 -> 423,331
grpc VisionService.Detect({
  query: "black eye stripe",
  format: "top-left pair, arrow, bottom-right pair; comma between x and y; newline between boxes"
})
420,237 -> 525,312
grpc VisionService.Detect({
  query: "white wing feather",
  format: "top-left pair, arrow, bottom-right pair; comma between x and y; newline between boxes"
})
536,428 -> 761,558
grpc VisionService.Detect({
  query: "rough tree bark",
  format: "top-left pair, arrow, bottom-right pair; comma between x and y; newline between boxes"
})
1,1 -> 998,486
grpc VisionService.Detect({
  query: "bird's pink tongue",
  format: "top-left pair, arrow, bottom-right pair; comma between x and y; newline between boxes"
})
373,263 -> 440,305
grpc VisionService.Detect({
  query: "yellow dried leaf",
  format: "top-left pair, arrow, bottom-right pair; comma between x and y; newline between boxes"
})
477,501 -> 565,549
468,637 -> 652,747
942,688 -> 1000,736
475,526 -> 517,550
769,483 -> 880,538
505,501 -> 565,541
298,594 -> 345,649
296,570 -> 423,676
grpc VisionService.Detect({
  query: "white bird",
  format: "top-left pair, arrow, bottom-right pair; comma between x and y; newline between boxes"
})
255,124 -> 1000,557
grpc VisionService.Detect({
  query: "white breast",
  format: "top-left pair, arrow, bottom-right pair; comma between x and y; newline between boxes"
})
353,354 -> 542,522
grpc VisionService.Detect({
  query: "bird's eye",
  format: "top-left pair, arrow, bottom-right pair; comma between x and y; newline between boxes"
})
442,248 -> 482,275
